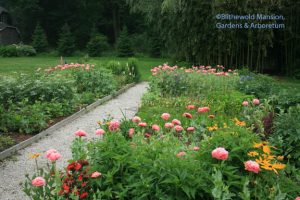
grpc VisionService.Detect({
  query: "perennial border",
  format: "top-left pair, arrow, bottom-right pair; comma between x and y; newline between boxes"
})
0,83 -> 136,160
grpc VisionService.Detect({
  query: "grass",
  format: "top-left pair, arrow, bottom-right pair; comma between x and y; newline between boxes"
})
0,56 -> 169,81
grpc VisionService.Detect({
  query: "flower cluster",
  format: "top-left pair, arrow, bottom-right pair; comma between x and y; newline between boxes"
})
151,64 -> 237,76
248,142 -> 286,174
45,63 -> 95,73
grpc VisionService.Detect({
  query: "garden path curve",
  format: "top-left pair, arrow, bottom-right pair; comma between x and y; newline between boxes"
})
0,82 -> 148,200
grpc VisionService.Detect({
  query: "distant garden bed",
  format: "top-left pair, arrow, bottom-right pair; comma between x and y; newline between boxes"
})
0,59 -> 140,152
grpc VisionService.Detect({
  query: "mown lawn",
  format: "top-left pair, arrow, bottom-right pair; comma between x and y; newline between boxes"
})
0,56 -> 169,81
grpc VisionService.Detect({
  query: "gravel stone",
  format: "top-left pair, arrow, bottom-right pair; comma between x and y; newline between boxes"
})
0,82 -> 148,200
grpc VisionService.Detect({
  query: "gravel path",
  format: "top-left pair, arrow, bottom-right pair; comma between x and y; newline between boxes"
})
0,82 -> 148,200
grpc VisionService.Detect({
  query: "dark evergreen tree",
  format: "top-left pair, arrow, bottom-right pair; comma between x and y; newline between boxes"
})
32,23 -> 49,53
57,23 -> 75,56
116,27 -> 134,57
86,33 -> 109,57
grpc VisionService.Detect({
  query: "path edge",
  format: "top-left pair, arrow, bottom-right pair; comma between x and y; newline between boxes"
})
0,83 -> 136,161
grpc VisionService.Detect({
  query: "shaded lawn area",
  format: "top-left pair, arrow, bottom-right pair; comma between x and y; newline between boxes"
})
0,56 -> 169,81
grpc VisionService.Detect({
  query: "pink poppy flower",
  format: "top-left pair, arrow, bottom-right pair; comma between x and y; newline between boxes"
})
187,127 -> 195,132
197,107 -> 210,113
138,122 -> 147,127
95,129 -> 105,136
132,116 -> 141,123
212,147 -> 229,160
253,99 -> 260,105
128,128 -> 135,138
47,152 -> 61,161
45,149 -> 58,159
244,160 -> 260,173
152,124 -> 160,131
32,177 -> 46,187
164,123 -> 174,129
242,101 -> 249,106
172,119 -> 181,125
75,130 -> 87,137
175,125 -> 184,132
109,120 -> 120,132
176,151 -> 186,157
161,113 -> 171,120
182,112 -> 193,119
186,105 -> 195,110
193,146 -> 200,151
91,171 -> 102,178
145,133 -> 151,138
295,197 -> 300,200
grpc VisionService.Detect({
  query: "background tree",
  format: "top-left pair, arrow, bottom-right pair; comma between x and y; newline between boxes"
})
116,27 -> 134,57
32,23 -> 49,53
57,24 -> 75,56
86,33 -> 110,57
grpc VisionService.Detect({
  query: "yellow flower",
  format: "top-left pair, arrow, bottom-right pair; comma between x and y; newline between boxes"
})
263,146 -> 271,155
97,121 -> 102,125
29,153 -> 42,159
253,142 -> 263,148
233,118 -> 246,126
277,156 -> 284,161
223,123 -> 228,128
248,151 -> 259,157
272,163 -> 286,170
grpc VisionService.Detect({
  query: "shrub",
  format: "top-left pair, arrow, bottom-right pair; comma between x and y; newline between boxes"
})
86,33 -> 109,57
72,68 -> 117,95
32,23 -> 49,53
235,72 -> 278,99
0,44 -> 36,57
116,27 -> 134,57
0,74 -> 74,107
106,61 -> 126,75
269,105 -> 300,166
0,135 -> 15,152
127,58 -> 140,83
57,23 -> 75,56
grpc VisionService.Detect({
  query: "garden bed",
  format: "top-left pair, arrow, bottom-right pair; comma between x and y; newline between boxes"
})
24,64 -> 300,199
0,59 -> 140,153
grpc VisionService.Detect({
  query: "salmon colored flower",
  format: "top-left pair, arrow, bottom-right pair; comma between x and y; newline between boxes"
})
242,101 -> 249,106
176,151 -> 186,157
75,130 -> 87,137
80,192 -> 88,199
253,99 -> 260,105
161,113 -> 171,120
128,128 -> 135,137
186,105 -> 195,110
172,119 -> 181,125
187,127 -> 195,132
132,116 -> 141,123
193,146 -> 200,151
175,125 -> 184,132
295,197 -> 300,200
95,129 -> 105,136
212,147 -> 228,160
109,120 -> 120,132
145,133 -> 151,138
138,122 -> 147,127
32,177 -> 46,187
46,149 -> 58,159
198,107 -> 210,113
182,112 -> 193,119
244,160 -> 260,173
47,152 -> 61,161
91,171 -> 102,178
164,123 -> 174,129
152,124 -> 160,131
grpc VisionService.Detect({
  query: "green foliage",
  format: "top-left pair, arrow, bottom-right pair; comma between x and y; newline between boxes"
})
57,24 -> 76,56
0,74 -> 74,106
236,73 -> 278,99
0,135 -> 15,152
32,23 -> 49,53
72,68 -> 117,95
116,27 -> 134,57
0,45 -> 36,57
86,34 -> 109,57
127,58 -> 140,82
269,105 -> 300,166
